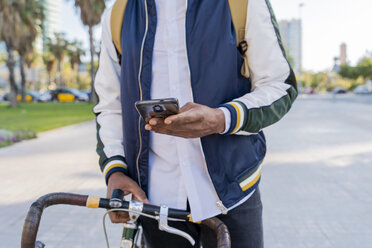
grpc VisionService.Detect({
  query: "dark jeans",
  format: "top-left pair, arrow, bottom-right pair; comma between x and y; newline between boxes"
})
140,187 -> 263,248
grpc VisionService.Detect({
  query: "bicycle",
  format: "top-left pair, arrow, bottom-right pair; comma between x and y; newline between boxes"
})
21,190 -> 231,248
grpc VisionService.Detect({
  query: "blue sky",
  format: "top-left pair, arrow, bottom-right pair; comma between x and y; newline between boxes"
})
62,0 -> 372,72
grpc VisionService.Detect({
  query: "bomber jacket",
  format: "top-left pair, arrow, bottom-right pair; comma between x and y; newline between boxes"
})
94,0 -> 297,211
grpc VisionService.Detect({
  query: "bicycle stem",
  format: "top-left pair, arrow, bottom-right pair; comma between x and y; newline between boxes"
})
119,200 -> 143,248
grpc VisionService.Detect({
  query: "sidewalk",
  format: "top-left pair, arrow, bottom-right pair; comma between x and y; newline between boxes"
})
262,95 -> 372,248
1,96 -> 372,247
0,121 -> 123,247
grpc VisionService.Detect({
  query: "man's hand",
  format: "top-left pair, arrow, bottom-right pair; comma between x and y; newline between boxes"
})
107,172 -> 149,223
145,102 -> 225,138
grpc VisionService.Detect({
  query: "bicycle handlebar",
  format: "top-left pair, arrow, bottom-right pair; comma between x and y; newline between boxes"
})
21,192 -> 231,248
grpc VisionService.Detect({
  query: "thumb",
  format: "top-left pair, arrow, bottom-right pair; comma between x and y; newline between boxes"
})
130,183 -> 149,204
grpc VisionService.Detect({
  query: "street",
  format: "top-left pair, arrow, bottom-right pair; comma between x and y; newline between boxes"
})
262,94 -> 372,247
0,94 -> 372,247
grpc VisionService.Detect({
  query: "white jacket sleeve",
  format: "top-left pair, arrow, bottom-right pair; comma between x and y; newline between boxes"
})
221,0 -> 298,135
93,7 -> 128,183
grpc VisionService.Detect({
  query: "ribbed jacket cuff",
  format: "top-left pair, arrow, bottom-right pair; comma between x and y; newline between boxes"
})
102,156 -> 128,185
219,101 -> 248,134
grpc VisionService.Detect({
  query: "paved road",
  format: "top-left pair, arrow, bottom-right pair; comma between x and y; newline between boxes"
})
303,93 -> 372,105
1,95 -> 372,247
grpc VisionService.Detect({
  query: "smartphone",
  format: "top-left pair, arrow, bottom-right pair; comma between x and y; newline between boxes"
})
135,98 -> 179,123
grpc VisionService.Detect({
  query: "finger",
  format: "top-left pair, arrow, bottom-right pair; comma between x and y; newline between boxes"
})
165,111 -> 200,125
180,102 -> 196,112
129,182 -> 149,203
145,124 -> 152,131
148,118 -> 163,126
150,121 -> 195,133
163,102 -> 196,125
109,211 -> 130,223
152,127 -> 196,138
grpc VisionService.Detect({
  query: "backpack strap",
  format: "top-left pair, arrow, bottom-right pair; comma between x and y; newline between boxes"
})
228,0 -> 248,46
228,0 -> 250,78
110,0 -> 128,56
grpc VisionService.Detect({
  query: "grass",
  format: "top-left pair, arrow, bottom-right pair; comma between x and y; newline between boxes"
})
0,102 -> 95,133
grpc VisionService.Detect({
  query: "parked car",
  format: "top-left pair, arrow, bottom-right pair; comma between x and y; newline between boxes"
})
332,86 -> 347,94
51,88 -> 89,102
80,89 -> 91,99
353,85 -> 370,94
303,87 -> 315,94
3,91 -> 40,102
38,90 -> 53,102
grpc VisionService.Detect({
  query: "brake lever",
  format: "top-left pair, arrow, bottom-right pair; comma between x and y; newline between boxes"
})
158,205 -> 195,246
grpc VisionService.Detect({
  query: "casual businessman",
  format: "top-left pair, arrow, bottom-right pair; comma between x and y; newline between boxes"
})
94,0 -> 297,247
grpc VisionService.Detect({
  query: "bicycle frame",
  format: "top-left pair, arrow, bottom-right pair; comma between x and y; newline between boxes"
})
21,192 -> 231,248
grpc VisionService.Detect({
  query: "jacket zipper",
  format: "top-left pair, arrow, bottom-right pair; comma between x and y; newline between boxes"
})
184,0 -> 227,214
136,0 -> 149,188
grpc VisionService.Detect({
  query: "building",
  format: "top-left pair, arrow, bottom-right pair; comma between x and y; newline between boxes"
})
278,19 -> 302,75
339,43 -> 347,65
35,0 -> 63,52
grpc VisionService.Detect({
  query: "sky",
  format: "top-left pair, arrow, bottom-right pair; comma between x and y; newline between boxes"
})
62,0 -> 372,72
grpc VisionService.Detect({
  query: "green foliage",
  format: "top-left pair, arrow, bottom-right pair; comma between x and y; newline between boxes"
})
0,0 -> 45,107
339,64 -> 358,80
73,0 -> 106,27
338,53 -> 372,80
45,33 -> 69,62
0,103 -> 95,133
67,40 -> 85,70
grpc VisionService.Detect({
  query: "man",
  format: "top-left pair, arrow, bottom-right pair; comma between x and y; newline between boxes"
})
94,0 -> 297,247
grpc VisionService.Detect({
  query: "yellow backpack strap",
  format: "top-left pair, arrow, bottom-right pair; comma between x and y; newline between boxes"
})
228,0 -> 250,78
110,0 -> 128,55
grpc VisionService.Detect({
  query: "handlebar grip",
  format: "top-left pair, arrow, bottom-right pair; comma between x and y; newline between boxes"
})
201,217 -> 231,248
22,193 -> 88,248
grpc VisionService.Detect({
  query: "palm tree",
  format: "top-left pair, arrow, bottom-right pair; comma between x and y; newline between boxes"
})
72,0 -> 106,103
42,51 -> 57,88
67,41 -> 85,89
17,0 -> 44,102
45,33 -> 69,87
0,0 -> 25,107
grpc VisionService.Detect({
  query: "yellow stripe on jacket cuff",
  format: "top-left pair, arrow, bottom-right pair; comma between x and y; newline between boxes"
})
225,101 -> 246,134
103,160 -> 128,178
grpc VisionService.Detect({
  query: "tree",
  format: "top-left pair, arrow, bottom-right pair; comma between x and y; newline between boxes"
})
42,51 -> 57,88
45,33 -> 69,87
72,0 -> 106,103
0,0 -> 25,107
339,53 -> 372,81
356,56 -> 372,80
67,41 -> 85,89
17,0 -> 44,102
339,64 -> 358,80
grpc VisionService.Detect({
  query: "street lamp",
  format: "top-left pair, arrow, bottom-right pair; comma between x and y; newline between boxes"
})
299,3 -> 305,19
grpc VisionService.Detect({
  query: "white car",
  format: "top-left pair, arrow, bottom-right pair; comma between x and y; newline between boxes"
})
354,85 -> 370,94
